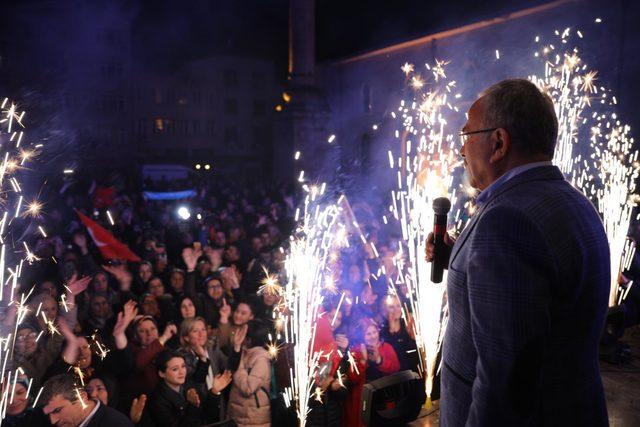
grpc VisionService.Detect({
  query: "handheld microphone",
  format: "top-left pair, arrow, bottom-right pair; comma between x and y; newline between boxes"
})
431,197 -> 451,283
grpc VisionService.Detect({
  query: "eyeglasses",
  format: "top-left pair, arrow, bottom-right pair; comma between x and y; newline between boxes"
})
459,128 -> 497,144
16,332 -> 37,342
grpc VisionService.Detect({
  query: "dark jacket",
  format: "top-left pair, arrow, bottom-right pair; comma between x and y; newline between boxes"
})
147,381 -> 202,427
85,401 -> 134,427
441,165 -> 610,426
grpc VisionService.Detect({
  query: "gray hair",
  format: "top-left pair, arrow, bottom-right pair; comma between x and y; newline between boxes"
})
39,374 -> 82,407
480,79 -> 558,158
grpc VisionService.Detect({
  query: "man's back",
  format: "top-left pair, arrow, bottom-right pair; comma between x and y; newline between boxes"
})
441,165 -> 610,426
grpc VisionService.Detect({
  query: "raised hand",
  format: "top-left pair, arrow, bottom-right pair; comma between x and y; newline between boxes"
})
103,264 -> 132,289
219,298 -> 231,324
130,394 -> 147,424
360,344 -> 368,362
73,233 -> 88,253
220,267 -> 240,290
182,247 -> 203,272
233,324 -> 248,352
66,274 -> 92,296
186,388 -> 200,407
57,316 -> 74,339
335,334 -> 349,351
203,246 -> 217,264
159,323 -> 177,346
211,370 -> 232,394
113,300 -> 138,337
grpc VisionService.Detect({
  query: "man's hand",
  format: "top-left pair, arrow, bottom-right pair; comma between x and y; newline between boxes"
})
424,231 -> 455,263
211,371 -> 233,394
130,394 -> 147,424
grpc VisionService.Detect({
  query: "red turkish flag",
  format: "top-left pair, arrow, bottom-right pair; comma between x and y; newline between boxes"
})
77,211 -> 141,262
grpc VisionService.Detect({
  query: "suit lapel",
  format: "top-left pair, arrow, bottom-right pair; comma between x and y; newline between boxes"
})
449,202 -> 488,266
449,165 -> 564,266
85,402 -> 104,427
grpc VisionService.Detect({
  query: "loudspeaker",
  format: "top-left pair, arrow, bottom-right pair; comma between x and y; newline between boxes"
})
361,370 -> 426,426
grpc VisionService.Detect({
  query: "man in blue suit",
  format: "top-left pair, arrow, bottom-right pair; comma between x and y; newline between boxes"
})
426,79 -> 610,426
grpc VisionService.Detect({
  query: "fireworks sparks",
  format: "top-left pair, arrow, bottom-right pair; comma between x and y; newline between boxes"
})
0,99 -> 62,424
386,58 -> 466,397
258,266 -> 281,296
282,180 -> 366,425
531,27 -> 639,305
25,200 -> 43,218
410,76 -> 424,90
401,62 -> 414,75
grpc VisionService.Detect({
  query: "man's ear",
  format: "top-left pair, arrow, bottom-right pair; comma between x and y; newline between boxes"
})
76,389 -> 89,406
489,128 -> 510,163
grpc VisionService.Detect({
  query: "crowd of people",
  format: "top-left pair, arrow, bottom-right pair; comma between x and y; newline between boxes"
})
0,172 -> 420,427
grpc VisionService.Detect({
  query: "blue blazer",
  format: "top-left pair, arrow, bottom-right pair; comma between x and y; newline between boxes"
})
441,165 -> 610,426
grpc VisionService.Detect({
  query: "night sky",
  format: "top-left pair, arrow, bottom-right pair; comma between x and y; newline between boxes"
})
129,0 -> 555,71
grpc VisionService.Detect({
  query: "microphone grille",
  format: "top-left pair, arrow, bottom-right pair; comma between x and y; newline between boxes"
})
432,197 -> 451,215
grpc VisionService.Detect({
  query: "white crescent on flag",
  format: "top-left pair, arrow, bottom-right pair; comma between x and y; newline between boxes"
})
86,226 -> 107,247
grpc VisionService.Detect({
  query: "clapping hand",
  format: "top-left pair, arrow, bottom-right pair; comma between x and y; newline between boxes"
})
211,370 -> 232,394
130,394 -> 147,423
186,388 -> 201,407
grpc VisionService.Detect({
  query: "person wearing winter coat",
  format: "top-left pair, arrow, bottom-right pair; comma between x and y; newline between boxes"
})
227,319 -> 271,427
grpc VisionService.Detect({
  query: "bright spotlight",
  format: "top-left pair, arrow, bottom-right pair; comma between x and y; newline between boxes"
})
177,206 -> 191,220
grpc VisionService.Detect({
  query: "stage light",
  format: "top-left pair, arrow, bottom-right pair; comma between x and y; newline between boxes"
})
177,206 -> 191,220
195,164 -> 201,170
361,370 -> 425,426
204,164 -> 211,170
